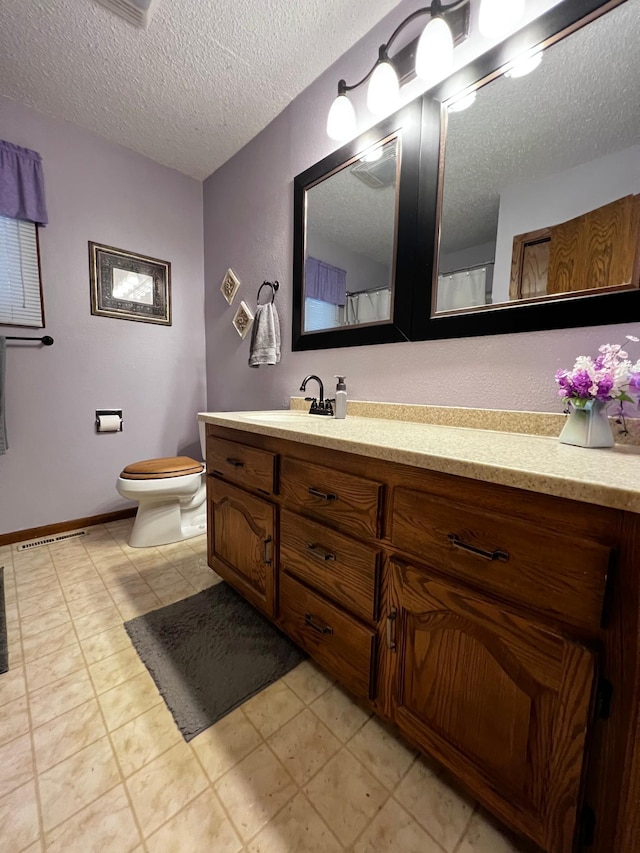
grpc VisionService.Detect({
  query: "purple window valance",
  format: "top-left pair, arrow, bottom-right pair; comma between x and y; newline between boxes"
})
305,256 -> 347,306
0,140 -> 48,226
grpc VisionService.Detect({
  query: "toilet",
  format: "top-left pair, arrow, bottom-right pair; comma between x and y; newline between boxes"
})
116,422 -> 207,548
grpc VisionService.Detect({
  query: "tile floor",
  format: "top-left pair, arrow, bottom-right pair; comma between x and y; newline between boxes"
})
0,519 -> 527,852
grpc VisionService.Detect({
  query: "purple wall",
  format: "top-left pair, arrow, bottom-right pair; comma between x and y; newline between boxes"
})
203,0 -> 639,415
0,96 -> 205,536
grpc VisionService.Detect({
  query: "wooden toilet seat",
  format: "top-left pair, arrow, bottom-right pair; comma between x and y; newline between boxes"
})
120,456 -> 204,480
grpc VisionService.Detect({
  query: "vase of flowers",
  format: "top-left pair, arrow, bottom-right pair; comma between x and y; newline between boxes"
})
555,336 -> 640,448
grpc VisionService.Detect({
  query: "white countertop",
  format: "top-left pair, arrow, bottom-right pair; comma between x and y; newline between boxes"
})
198,409 -> 640,514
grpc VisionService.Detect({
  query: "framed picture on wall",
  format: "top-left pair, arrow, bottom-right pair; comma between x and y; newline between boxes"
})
89,242 -> 172,325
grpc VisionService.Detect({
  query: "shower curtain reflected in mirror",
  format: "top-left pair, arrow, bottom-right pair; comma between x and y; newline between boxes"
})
346,287 -> 391,324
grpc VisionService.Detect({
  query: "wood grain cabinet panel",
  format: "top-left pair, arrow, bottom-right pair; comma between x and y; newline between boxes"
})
391,486 -> 611,633
207,478 -> 276,617
207,436 -> 277,495
279,572 -> 376,700
280,509 -> 380,622
386,560 -> 596,853
279,457 -> 382,539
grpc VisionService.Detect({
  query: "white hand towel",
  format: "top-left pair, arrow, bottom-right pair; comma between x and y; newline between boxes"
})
249,302 -> 281,367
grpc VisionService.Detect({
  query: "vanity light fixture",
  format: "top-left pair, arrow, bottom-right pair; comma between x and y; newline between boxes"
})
478,0 -> 525,39
326,0 -> 524,142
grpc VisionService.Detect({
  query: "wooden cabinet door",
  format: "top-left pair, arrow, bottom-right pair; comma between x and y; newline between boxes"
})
208,478 -> 276,617
386,560 -> 596,853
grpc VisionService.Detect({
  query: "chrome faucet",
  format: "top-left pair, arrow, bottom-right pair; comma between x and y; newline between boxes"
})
300,375 -> 334,416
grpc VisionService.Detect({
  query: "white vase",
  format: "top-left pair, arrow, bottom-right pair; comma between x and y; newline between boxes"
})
558,400 -> 614,448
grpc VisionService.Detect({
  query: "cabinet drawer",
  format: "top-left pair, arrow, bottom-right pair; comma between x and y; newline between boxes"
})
207,436 -> 277,495
279,457 -> 382,539
391,487 -> 611,632
279,573 -> 375,700
280,510 -> 380,622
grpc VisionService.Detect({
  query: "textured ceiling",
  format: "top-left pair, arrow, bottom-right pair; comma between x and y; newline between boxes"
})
0,0 -> 399,179
440,0 -> 640,254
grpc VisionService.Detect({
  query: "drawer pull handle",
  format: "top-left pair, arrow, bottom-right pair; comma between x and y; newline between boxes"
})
305,613 -> 334,635
307,543 -> 336,562
386,608 -> 397,651
263,536 -> 272,566
226,458 -> 244,468
308,487 -> 337,501
448,533 -> 509,562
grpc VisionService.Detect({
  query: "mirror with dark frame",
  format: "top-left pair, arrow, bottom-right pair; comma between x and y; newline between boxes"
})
292,97 -> 436,351
413,0 -> 640,341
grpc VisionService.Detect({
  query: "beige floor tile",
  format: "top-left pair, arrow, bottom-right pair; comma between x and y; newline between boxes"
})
0,733 -> 34,798
39,735 -> 120,832
117,592 -> 162,621
215,743 -> 297,841
303,748 -> 388,847
0,780 -> 40,852
0,666 -> 27,707
347,716 -> 417,791
15,574 -> 61,601
268,708 -> 341,785
353,797 -> 445,853
18,588 -> 67,619
33,698 -> 107,773
126,740 -> 208,837
0,695 -> 30,747
80,624 -> 132,665
282,659 -> 334,704
89,645 -> 144,694
56,564 -> 100,584
44,783 -> 141,853
189,707 -> 262,783
242,680 -> 305,738
14,551 -> 54,570
100,566 -> 144,588
72,603 -> 123,639
67,588 -> 115,618
21,620 -> 78,663
188,570 -> 221,592
60,576 -> 107,602
310,683 -> 371,742
396,758 -> 474,853
20,606 -> 71,639
142,566 -> 185,592
247,791 -> 342,853
98,670 -> 162,731
155,579 -> 198,606
25,642 -> 85,693
146,788 -> 242,853
456,810 -> 526,853
108,577 -> 155,603
111,702 -> 182,777
29,668 -> 95,728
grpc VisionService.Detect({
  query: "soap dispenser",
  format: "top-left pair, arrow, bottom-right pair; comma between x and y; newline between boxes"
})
334,375 -> 347,419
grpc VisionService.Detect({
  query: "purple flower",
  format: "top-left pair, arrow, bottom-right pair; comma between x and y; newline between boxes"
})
571,370 -> 594,398
630,373 -> 640,393
596,374 -> 614,400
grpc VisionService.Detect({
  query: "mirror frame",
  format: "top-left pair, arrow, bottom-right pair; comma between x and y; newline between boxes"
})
412,0 -> 636,341
292,97 -> 440,350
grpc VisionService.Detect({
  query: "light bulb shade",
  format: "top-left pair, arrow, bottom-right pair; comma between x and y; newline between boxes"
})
326,93 -> 356,141
415,16 -> 454,84
367,60 -> 399,117
504,49 -> 543,78
478,0 -> 525,39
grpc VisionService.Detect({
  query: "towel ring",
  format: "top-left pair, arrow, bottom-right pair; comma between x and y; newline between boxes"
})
257,280 -> 280,304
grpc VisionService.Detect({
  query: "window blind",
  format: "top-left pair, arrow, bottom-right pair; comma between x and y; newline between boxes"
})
0,214 -> 44,327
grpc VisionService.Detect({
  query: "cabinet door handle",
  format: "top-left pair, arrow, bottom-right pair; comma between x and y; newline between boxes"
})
448,533 -> 509,562
226,457 -> 244,468
307,543 -> 336,562
386,608 -> 397,651
308,487 -> 337,501
263,536 -> 272,566
304,613 -> 334,635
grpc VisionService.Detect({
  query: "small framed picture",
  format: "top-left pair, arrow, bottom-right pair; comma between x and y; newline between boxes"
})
220,268 -> 241,305
89,242 -> 171,325
232,300 -> 254,339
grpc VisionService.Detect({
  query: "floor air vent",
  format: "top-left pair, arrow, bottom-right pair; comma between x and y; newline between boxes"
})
17,530 -> 88,551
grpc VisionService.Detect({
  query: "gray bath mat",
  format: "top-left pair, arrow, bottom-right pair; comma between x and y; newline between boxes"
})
124,581 -> 306,741
0,567 -> 7,674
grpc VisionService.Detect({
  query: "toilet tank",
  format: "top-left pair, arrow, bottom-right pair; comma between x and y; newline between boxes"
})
198,419 -> 206,461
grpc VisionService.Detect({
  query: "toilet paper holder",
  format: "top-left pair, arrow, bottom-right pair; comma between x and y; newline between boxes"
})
95,409 -> 123,432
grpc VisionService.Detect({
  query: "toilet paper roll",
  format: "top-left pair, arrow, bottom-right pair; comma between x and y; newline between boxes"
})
97,414 -> 121,432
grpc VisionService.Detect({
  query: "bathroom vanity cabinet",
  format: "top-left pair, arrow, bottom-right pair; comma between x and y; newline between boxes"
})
204,421 -> 640,853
